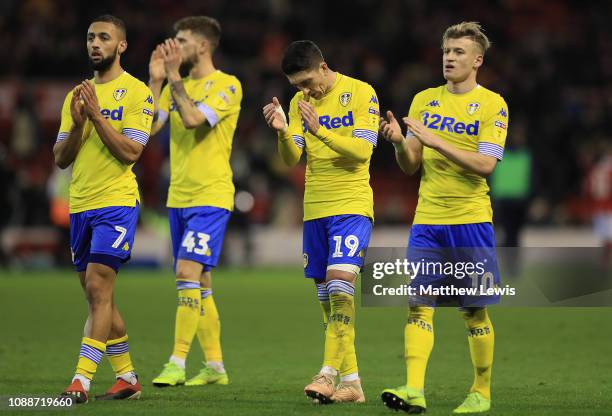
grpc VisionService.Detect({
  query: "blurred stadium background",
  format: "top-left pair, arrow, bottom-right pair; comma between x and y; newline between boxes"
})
0,0 -> 610,269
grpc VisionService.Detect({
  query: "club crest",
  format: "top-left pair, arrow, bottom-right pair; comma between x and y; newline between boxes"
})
204,81 -> 213,91
467,102 -> 480,115
339,92 -> 352,107
113,88 -> 127,101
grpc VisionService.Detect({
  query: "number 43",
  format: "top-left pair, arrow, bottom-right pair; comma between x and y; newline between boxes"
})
182,231 -> 211,255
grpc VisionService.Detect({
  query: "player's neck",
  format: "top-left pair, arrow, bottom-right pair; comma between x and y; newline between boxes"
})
94,61 -> 124,84
189,58 -> 216,80
446,77 -> 478,95
323,71 -> 337,95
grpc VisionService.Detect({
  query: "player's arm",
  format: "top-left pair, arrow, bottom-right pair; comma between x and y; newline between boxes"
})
380,110 -> 423,175
404,117 -> 497,177
161,39 -> 207,129
53,87 -> 86,169
263,96 -> 303,167
79,80 -> 144,164
148,44 -> 168,135
298,100 -> 372,163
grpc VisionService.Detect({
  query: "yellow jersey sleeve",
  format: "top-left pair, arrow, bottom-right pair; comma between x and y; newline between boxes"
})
121,84 -> 155,146
158,85 -> 171,113
351,84 -> 379,146
477,94 -> 509,160
199,77 -> 242,127
287,94 -> 305,148
56,90 -> 75,142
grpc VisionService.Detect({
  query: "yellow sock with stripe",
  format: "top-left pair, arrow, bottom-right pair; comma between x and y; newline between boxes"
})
172,280 -> 201,362
196,288 -> 224,370
462,308 -> 494,400
106,335 -> 135,380
74,337 -> 106,390
317,282 -> 359,380
322,280 -> 355,376
405,307 -> 434,392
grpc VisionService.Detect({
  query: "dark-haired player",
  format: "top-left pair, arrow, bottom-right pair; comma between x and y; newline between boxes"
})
55,14 -> 154,403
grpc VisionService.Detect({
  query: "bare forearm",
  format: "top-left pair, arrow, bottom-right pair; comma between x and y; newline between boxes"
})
148,79 -> 163,115
277,131 -> 302,166
167,73 -> 206,128
393,138 -> 422,175
53,126 -> 84,169
432,139 -> 496,177
91,116 -> 143,164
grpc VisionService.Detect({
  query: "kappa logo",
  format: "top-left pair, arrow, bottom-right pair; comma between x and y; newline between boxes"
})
339,92 -> 351,106
369,95 -> 378,104
467,102 -> 480,115
427,100 -> 440,107
498,108 -> 508,118
113,88 -> 127,101
144,95 -> 153,105
228,85 -> 236,94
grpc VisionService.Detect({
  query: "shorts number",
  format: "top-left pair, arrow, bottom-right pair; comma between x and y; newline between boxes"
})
182,231 -> 211,255
332,235 -> 360,258
111,226 -> 127,249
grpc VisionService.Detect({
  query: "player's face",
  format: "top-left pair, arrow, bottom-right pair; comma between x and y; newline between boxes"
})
286,63 -> 328,100
87,22 -> 125,72
175,30 -> 205,73
442,37 -> 483,83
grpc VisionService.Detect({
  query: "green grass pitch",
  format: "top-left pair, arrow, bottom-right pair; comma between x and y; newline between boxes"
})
0,268 -> 610,415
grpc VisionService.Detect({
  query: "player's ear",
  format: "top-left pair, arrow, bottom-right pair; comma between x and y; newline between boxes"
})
473,54 -> 483,70
118,40 -> 127,55
319,61 -> 329,74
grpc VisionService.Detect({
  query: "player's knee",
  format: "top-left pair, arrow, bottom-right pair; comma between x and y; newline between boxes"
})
200,271 -> 212,288
461,307 -> 489,327
85,279 -> 112,306
325,265 -> 359,283
176,268 -> 199,282
409,306 -> 434,320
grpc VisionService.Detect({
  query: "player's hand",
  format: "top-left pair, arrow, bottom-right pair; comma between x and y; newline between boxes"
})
298,99 -> 320,134
262,97 -> 288,132
379,111 -> 404,144
161,38 -> 181,79
70,86 -> 86,128
79,80 -> 102,121
403,117 -> 439,148
149,44 -> 166,82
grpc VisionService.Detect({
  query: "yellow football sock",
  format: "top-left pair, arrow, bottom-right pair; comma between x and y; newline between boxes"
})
106,334 -> 134,375
323,280 -> 355,372
319,299 -> 357,376
173,284 -> 200,360
76,337 -> 106,380
462,308 -> 494,400
196,289 -> 223,363
405,307 -> 434,392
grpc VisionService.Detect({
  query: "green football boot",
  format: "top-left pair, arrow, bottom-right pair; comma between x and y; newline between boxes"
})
453,392 -> 491,414
381,385 -> 427,413
152,362 -> 186,387
185,363 -> 229,386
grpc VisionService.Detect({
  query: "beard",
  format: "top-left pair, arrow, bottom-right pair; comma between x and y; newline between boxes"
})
89,46 -> 118,72
179,53 -> 197,75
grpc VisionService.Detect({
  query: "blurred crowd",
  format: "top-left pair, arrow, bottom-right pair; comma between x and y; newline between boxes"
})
0,0 -> 610,249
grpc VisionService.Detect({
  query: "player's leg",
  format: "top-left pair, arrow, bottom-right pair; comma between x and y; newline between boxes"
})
382,225 -> 442,413
77,274 -> 140,400
182,207 -> 231,386
452,307 -> 493,414
302,218 -> 337,403
449,223 -> 498,414
307,215 -> 371,404
185,269 -> 229,386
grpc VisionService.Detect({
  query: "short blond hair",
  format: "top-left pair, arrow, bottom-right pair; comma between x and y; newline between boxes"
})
442,22 -> 491,54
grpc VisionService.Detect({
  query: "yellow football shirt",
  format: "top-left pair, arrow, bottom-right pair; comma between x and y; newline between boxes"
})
57,71 -> 154,213
158,70 -> 242,210
286,73 -> 380,221
408,84 -> 509,224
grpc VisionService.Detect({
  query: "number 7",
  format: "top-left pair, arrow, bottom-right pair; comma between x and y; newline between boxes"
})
111,226 -> 127,248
